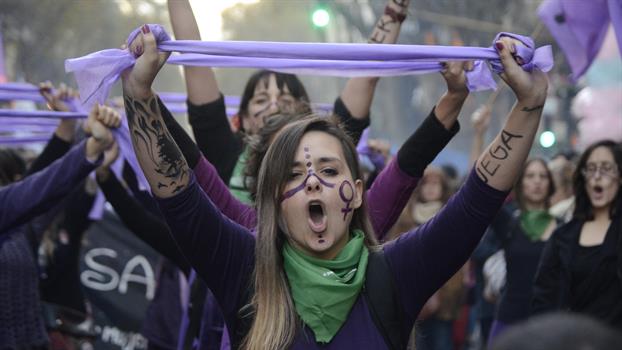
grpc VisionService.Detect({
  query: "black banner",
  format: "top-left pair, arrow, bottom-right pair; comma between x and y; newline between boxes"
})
79,210 -> 160,350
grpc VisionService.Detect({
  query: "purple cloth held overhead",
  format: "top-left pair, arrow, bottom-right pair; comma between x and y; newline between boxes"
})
0,108 -> 85,119
66,24 -> 553,109
0,135 -> 51,145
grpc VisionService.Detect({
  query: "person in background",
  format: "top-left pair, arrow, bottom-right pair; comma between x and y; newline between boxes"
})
0,101 -> 120,349
484,158 -> 558,346
532,140 -> 622,328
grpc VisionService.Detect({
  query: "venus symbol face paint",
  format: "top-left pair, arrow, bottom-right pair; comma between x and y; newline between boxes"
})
339,180 -> 354,221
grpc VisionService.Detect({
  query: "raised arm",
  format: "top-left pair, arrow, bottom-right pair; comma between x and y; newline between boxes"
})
26,82 -> 79,176
473,37 -> 548,191
366,61 -> 468,240
340,0 -> 410,118
167,0 -> 220,105
0,104 -> 119,233
167,0 -> 241,179
384,35 -> 549,340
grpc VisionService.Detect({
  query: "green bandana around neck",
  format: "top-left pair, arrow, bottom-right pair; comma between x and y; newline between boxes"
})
282,229 -> 369,343
520,210 -> 553,241
228,148 -> 254,205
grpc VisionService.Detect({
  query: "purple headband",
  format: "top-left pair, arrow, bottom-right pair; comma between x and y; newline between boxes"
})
65,24 -> 553,108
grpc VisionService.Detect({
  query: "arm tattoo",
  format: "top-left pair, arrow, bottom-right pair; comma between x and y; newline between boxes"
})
368,31 -> 387,44
124,94 -> 190,194
476,129 -> 523,183
521,105 -> 544,112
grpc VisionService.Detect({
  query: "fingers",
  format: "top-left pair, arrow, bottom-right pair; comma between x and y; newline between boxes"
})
464,60 -> 474,71
495,36 -> 521,75
94,104 -> 122,129
39,80 -> 53,93
139,24 -> 160,64
128,34 -> 143,58
58,82 -> 68,100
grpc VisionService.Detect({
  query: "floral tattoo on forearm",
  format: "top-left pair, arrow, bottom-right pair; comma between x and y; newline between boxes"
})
124,94 -> 189,194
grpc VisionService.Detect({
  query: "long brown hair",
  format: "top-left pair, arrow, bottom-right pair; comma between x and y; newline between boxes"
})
242,116 -> 377,350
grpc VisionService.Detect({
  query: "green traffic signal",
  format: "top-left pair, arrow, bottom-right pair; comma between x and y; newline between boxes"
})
539,131 -> 556,148
312,8 -> 330,28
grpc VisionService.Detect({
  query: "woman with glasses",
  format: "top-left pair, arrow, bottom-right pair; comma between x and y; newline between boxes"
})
533,140 -> 622,327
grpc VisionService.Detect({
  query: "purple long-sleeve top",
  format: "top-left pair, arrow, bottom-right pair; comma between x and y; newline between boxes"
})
157,168 -> 507,349
193,154 -> 416,240
0,140 -> 98,235
0,141 -> 99,348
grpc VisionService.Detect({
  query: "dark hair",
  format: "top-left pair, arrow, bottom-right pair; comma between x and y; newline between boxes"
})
0,148 -> 27,186
237,70 -> 310,133
244,112 -> 315,202
513,158 -> 556,211
491,312 -> 622,350
572,140 -> 622,220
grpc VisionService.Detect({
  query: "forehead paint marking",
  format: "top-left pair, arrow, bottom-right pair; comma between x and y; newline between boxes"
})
339,180 -> 354,220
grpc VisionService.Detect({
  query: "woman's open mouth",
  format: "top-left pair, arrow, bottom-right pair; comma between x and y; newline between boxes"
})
308,201 -> 327,233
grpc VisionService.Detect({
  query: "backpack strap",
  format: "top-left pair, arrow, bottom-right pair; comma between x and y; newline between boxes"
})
364,249 -> 404,350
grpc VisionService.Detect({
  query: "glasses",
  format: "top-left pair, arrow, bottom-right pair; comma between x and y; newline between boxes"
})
581,162 -> 619,178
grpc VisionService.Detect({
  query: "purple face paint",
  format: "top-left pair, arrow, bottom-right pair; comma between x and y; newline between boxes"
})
281,146 -> 336,201
252,102 -> 273,119
281,171 -> 336,201
339,180 -> 354,220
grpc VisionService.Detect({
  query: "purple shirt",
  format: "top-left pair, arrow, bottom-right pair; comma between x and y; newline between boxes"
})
0,140 -> 97,235
157,169 -> 507,349
0,141 -> 98,348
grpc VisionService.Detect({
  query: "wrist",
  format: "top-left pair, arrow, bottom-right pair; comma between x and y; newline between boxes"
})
122,78 -> 152,101
85,134 -> 112,160
517,95 -> 546,111
85,137 -> 104,162
95,167 -> 111,182
384,4 -> 407,23
445,89 -> 469,100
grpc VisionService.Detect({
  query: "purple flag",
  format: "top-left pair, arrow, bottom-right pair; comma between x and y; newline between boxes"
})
538,0 -> 617,81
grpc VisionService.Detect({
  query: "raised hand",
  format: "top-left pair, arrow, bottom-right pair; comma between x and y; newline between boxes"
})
39,81 -> 78,112
85,104 -> 121,161
494,36 -> 548,108
434,61 -> 473,129
122,25 -> 171,99
440,61 -> 473,96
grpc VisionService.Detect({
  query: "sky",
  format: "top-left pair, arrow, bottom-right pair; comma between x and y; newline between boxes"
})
189,0 -> 259,41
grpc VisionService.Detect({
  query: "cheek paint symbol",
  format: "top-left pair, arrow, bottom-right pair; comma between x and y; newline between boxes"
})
339,180 -> 354,220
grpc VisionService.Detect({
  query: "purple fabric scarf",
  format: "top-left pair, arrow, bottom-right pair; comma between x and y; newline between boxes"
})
0,107 -> 150,219
0,83 -> 85,112
65,24 -> 553,108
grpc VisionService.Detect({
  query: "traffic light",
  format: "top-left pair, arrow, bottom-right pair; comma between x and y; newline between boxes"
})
311,8 -> 330,28
539,131 -> 556,148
